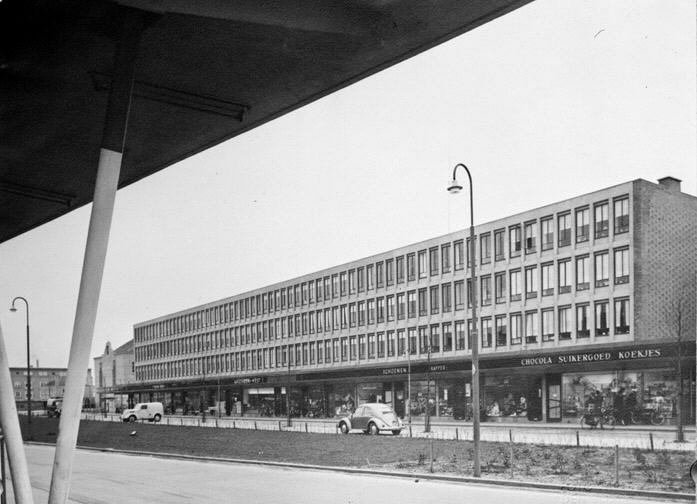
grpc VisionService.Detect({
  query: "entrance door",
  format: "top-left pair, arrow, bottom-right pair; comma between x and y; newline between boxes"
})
547,374 -> 561,422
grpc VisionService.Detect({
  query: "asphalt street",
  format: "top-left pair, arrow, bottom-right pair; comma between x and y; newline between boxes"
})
8,444 -> 680,504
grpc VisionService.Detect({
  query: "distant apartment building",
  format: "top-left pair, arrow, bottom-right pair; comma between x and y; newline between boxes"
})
11,367 -> 94,411
93,340 -> 135,412
125,177 -> 696,423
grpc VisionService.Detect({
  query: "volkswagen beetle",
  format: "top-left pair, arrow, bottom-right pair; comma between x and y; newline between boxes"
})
337,403 -> 403,435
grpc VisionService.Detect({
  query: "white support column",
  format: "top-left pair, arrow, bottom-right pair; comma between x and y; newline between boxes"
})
0,323 -> 34,504
48,8 -> 143,504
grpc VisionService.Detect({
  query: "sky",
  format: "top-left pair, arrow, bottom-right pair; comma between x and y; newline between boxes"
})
0,0 -> 695,369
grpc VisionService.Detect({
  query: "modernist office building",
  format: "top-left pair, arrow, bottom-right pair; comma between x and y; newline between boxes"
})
126,177 -> 696,423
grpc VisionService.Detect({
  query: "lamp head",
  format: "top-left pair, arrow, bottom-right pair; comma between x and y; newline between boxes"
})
9,306 -> 17,313
447,178 -> 463,193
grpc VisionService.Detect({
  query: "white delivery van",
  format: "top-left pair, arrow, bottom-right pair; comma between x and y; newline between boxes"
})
121,402 -> 164,423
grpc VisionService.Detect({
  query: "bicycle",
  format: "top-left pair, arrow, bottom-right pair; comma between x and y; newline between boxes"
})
580,407 -> 616,430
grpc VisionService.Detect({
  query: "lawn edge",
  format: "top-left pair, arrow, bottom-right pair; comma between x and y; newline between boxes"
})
27,441 -> 693,502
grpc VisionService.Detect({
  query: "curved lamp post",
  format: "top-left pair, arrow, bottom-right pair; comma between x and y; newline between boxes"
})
10,297 -> 32,429
447,163 -> 480,477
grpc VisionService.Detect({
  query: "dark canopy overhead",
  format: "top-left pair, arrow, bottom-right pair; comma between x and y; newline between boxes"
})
0,0 -> 532,244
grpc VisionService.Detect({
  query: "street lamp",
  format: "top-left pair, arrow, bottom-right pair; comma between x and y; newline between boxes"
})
10,297 -> 32,429
447,163 -> 481,477
286,344 -> 292,427
403,341 -> 412,437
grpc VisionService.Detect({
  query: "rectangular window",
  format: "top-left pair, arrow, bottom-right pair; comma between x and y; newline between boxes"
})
418,250 -> 427,279
595,301 -> 609,336
377,332 -> 385,358
396,256 -> 405,283
466,238 -> 473,268
481,318 -> 492,348
614,298 -> 630,334
357,267 -> 365,292
408,327 -> 417,355
441,244 -> 451,273
480,233 -> 491,264
418,288 -> 428,316
348,269 -> 356,294
386,295 -> 395,321
349,336 -> 357,360
387,330 -> 396,357
495,272 -> 506,303
455,321 -> 465,350
575,207 -> 589,243
386,259 -> 394,286
594,201 -> 609,239
575,255 -> 590,291
340,305 -> 348,329
357,301 -> 365,326
525,266 -> 538,299
494,229 -> 505,261
541,217 -> 554,251
510,269 -> 522,301
376,261 -> 384,288
442,323 -> 453,352
397,293 -> 405,320
397,329 -> 406,356
419,326 -> 429,353
614,196 -> 629,234
576,304 -> 590,338
454,281 -> 464,310
430,325 -> 441,353
525,311 -> 538,344
366,264 -> 374,290
407,291 -> 416,318
315,280 -> 322,302
524,221 -> 537,254
323,277 -> 331,301
429,247 -> 439,276
594,251 -> 609,288
376,297 -> 385,323
407,253 -> 416,281
332,339 -> 340,362
454,240 -> 465,270
349,303 -> 357,327
480,275 -> 492,305
541,262 -> 554,296
429,286 -> 440,314
542,309 -> 554,341
510,313 -> 522,345
614,247 -> 629,284
367,299 -> 376,324
441,283 -> 452,312
509,225 -> 521,257
495,315 -> 507,347
368,333 -> 376,359
339,272 -> 347,296
558,259 -> 572,294
558,306 -> 571,340
558,213 -> 571,247
358,335 -> 366,360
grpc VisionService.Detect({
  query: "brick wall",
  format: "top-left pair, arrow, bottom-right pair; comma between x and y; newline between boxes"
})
633,180 -> 697,342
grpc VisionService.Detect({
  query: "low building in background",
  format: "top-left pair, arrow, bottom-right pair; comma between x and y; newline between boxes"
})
93,340 -> 135,413
125,177 -> 696,425
10,366 -> 94,412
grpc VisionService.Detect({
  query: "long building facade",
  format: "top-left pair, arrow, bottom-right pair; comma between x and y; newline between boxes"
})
125,177 -> 697,424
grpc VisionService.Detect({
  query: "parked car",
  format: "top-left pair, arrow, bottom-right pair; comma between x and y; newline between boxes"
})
337,403 -> 403,435
46,397 -> 62,418
121,402 -> 164,423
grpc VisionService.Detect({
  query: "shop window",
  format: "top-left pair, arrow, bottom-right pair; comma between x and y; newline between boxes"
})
595,301 -> 609,336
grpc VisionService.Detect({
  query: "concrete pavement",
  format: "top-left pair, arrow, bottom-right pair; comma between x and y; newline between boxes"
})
9,444 -> 690,504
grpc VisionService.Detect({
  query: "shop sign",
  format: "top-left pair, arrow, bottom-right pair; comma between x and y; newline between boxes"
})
231,376 -> 266,385
382,367 -> 408,375
519,347 -> 663,368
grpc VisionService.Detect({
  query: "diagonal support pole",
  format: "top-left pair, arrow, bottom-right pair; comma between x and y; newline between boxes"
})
0,322 -> 33,504
48,9 -> 143,504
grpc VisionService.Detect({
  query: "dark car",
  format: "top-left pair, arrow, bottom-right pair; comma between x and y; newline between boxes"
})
337,403 -> 404,435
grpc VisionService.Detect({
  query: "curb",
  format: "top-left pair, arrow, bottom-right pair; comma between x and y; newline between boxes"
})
27,441 -> 693,502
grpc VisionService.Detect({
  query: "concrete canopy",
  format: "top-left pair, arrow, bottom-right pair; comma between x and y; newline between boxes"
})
0,0 -> 533,244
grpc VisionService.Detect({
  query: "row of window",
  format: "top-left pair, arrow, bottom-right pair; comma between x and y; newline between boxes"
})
135,196 -> 630,343
135,297 -> 630,382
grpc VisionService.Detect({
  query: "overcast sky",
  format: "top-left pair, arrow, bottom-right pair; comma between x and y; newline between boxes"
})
1,0 -> 695,369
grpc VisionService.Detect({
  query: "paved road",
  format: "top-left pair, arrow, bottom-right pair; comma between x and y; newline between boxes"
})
8,444 -> 682,504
